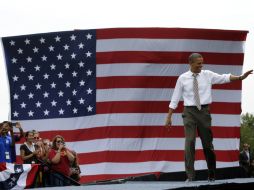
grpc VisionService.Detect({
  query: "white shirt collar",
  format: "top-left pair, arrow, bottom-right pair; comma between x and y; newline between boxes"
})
187,70 -> 202,77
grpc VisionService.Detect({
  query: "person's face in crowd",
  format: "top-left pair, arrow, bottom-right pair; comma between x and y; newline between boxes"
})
1,123 -> 10,135
43,139 -> 51,149
190,57 -> 203,73
33,132 -> 41,142
55,137 -> 64,149
243,143 -> 249,151
27,132 -> 34,143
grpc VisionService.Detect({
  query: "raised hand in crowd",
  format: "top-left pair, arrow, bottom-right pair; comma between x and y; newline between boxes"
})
15,122 -> 25,138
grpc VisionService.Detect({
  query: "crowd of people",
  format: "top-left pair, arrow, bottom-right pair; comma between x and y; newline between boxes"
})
0,121 -> 81,187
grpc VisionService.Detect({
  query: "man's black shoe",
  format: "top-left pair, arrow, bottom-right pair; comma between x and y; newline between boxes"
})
208,177 -> 215,182
185,178 -> 194,183
208,170 -> 215,182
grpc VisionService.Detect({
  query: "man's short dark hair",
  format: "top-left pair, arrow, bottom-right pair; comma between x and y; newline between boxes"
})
188,53 -> 203,63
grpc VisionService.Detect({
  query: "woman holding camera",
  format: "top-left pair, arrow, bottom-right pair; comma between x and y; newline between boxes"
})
48,135 -> 75,186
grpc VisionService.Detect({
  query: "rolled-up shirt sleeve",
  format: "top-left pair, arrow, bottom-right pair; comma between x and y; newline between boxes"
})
207,70 -> 231,84
169,77 -> 183,110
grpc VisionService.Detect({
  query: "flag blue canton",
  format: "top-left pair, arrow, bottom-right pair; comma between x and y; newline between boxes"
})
2,30 -> 96,120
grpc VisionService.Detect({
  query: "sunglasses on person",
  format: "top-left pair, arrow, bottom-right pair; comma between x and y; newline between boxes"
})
56,140 -> 64,143
34,137 -> 40,140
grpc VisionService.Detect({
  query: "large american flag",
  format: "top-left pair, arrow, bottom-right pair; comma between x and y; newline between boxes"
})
1,28 -> 247,183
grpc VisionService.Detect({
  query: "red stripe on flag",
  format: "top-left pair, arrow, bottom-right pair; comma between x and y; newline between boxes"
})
16,156 -> 22,164
0,162 -> 7,172
211,127 -> 240,138
13,126 -> 238,143
96,102 -> 241,114
97,52 -> 244,65
77,150 -> 239,164
26,164 -> 39,188
97,76 -> 178,89
97,76 -> 242,90
213,81 -> 242,90
97,28 -> 248,41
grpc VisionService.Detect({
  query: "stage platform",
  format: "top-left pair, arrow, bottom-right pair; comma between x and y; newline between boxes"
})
32,178 -> 254,190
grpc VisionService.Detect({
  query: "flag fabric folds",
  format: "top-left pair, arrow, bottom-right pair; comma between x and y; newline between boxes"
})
0,163 -> 39,189
1,28 -> 248,183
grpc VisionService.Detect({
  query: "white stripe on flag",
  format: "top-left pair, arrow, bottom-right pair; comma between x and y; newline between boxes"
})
80,161 -> 239,175
97,88 -> 241,103
97,64 -> 242,77
16,113 -> 240,132
97,39 -> 245,53
15,164 -> 32,189
0,163 -> 14,181
15,138 -> 239,155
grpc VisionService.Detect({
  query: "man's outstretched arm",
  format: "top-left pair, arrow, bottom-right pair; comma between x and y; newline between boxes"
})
230,70 -> 253,81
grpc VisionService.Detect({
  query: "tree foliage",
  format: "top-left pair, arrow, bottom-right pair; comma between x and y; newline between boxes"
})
240,113 -> 254,157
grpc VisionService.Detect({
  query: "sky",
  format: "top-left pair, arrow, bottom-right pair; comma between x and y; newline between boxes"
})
1,0 -> 254,121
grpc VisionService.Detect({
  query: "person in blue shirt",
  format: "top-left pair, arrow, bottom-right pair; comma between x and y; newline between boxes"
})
0,122 -> 13,163
0,124 -> 7,162
0,121 -> 24,163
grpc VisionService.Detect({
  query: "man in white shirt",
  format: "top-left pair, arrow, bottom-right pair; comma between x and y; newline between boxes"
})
165,53 -> 253,182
